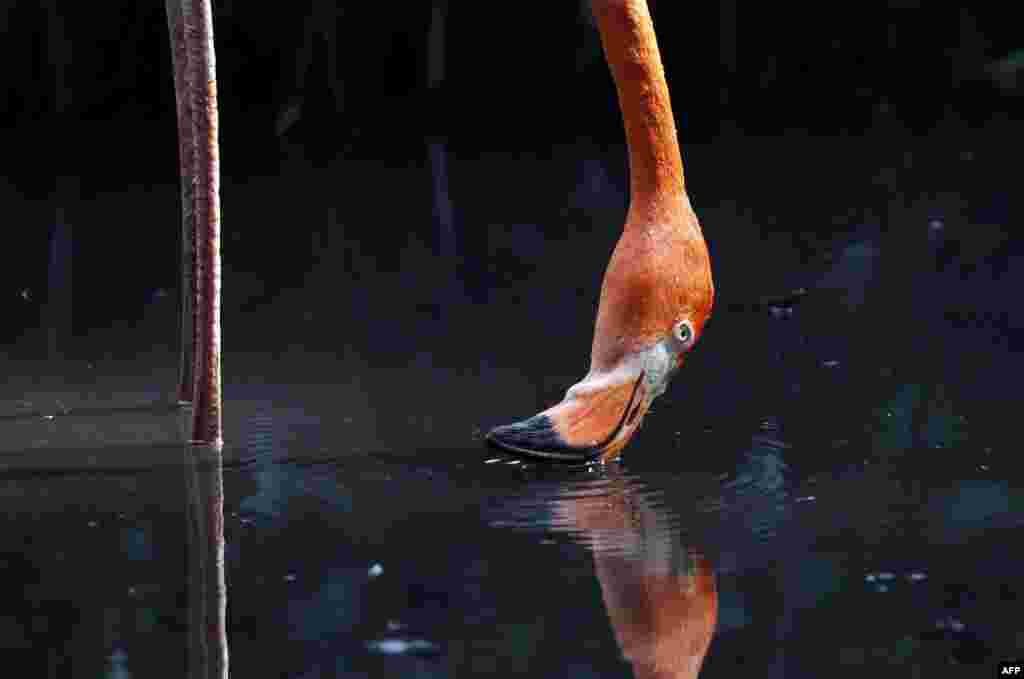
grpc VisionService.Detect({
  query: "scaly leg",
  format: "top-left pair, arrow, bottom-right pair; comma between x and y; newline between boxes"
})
167,0 -> 223,446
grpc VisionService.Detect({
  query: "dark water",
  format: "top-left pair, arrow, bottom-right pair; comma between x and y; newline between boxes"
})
2,134 -> 1022,677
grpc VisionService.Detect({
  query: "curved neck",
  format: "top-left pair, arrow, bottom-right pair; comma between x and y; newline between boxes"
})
593,0 -> 686,217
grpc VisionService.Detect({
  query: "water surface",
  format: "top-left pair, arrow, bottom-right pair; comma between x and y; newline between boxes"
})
2,135 -> 1021,677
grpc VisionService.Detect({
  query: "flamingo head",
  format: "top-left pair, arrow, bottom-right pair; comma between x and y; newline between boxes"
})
487,206 -> 712,463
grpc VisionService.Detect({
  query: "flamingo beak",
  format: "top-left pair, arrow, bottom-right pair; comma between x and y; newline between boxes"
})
487,340 -> 681,463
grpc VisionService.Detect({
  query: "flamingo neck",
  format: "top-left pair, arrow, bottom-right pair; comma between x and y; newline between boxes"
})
593,0 -> 687,222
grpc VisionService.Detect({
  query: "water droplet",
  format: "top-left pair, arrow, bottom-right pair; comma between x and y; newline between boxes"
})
877,572 -> 895,581
907,572 -> 927,582
87,521 -> 97,528
795,495 -> 816,503
368,563 -> 383,577
20,288 -> 30,300
928,219 -> 944,231
284,573 -> 297,582
366,638 -> 439,655
822,360 -> 840,368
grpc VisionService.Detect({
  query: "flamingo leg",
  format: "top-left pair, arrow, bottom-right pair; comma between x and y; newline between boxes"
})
166,0 -> 223,446
165,0 -> 196,405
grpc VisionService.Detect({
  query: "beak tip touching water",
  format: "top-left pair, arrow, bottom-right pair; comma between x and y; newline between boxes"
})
485,371 -> 649,464
486,415 -> 605,463
486,415 -> 577,460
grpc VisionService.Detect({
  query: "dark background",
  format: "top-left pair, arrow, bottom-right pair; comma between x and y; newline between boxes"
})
0,0 -> 1020,353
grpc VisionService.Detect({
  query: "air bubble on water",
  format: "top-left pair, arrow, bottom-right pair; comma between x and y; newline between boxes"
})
366,638 -> 439,655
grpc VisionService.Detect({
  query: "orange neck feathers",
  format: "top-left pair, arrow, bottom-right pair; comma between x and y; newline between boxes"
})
592,0 -> 688,222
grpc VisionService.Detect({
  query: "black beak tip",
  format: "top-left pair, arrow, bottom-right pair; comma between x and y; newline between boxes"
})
485,415 -> 601,463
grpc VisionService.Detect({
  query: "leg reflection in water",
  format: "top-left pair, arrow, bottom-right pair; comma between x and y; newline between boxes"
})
550,470 -> 717,679
184,442 -> 229,679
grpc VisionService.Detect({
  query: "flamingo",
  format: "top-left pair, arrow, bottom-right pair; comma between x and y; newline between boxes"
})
164,0 -> 712,457
487,0 -> 713,462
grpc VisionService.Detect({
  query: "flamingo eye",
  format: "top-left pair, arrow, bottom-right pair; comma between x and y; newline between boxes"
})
673,320 -> 694,347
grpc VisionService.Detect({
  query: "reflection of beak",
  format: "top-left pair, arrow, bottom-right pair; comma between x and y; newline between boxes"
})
487,363 -> 652,463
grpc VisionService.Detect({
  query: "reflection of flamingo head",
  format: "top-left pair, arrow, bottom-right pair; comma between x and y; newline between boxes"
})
487,0 -> 712,462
